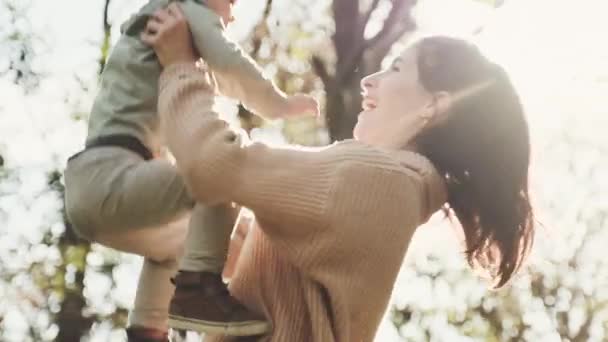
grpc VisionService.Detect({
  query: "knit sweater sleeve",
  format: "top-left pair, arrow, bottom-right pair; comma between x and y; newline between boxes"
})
158,63 -> 334,233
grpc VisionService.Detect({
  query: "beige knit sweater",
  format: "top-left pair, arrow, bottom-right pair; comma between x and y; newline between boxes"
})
158,63 -> 447,342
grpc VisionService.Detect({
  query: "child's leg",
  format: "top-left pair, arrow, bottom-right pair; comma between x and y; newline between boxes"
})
130,258 -> 179,331
66,147 -> 234,269
96,214 -> 189,334
64,146 -> 264,336
64,146 -> 194,238
64,147 -> 192,334
106,241 -> 182,334
178,203 -> 235,273
168,204 -> 269,336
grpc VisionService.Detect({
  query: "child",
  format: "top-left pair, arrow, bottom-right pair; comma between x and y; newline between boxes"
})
64,0 -> 318,339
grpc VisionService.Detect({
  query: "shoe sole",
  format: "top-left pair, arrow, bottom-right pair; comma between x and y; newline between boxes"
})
168,314 -> 270,336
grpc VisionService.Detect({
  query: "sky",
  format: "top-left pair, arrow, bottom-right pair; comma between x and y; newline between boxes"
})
2,0 -> 606,166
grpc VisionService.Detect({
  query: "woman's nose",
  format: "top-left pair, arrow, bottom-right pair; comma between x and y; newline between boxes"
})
360,74 -> 377,93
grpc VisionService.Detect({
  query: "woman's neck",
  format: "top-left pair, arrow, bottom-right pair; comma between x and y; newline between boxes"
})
403,142 -> 420,154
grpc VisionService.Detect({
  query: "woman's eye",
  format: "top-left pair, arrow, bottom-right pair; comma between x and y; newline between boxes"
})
391,65 -> 400,72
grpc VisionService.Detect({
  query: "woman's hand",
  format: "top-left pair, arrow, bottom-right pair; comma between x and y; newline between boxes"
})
141,3 -> 198,67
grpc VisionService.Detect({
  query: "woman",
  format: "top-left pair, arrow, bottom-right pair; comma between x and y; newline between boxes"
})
141,5 -> 534,342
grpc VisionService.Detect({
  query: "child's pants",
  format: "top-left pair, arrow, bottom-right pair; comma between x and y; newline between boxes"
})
63,146 -> 234,330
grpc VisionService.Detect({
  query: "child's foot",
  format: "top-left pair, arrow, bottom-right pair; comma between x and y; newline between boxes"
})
168,271 -> 270,336
126,326 -> 169,342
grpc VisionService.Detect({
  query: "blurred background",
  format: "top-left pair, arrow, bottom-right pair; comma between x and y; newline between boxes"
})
0,0 -> 606,341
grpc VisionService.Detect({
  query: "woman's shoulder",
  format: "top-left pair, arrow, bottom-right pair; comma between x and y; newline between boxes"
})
322,140 -> 426,197
326,140 -> 437,176
325,140 -> 447,218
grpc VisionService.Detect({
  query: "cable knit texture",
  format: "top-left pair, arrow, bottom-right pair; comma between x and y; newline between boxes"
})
158,63 -> 447,342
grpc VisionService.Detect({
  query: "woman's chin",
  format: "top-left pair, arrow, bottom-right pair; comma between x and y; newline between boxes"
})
353,112 -> 366,139
352,123 -> 363,141
352,127 -> 370,144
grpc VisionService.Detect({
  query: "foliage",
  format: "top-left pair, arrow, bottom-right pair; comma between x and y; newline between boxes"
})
0,0 -> 606,341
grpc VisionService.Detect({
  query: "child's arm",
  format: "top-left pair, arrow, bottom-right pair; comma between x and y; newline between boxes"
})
178,0 -> 306,119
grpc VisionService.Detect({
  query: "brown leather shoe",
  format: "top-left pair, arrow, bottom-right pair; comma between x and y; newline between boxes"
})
168,271 -> 270,336
126,326 -> 169,342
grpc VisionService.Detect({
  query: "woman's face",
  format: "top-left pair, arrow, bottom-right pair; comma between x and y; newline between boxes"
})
354,46 -> 433,148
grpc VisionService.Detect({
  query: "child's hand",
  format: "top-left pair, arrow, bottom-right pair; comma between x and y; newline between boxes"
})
284,94 -> 320,118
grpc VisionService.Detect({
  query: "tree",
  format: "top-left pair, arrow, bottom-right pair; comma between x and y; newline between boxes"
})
2,0 -> 607,341
314,0 -> 418,141
233,0 -> 418,143
1,1 -> 129,340
0,0 -> 42,91
53,1 -> 115,340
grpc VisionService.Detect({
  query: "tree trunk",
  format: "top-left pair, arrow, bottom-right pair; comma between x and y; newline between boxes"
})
55,0 -> 112,336
99,0 -> 112,74
55,232 -> 92,342
315,0 -> 418,142
49,170 -> 93,342
325,73 -> 363,141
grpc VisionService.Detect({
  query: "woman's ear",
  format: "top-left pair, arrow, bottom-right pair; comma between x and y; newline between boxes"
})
433,91 -> 452,117
423,91 -> 452,126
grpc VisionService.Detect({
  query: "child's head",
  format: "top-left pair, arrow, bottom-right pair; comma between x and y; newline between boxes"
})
206,0 -> 236,26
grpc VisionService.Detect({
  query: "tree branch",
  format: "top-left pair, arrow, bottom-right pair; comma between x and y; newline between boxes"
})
360,0 -> 382,35
99,0 -> 112,75
332,0 -> 360,65
571,308 -> 592,342
336,0 -> 416,83
366,0 -> 415,50
250,0 -> 273,57
311,55 -> 332,90
368,19 -> 414,62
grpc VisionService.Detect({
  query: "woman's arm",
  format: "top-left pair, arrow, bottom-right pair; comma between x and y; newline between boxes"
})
144,5 -> 334,233
159,63 -> 334,231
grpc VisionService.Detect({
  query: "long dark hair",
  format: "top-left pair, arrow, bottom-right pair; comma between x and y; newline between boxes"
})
413,36 -> 534,288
